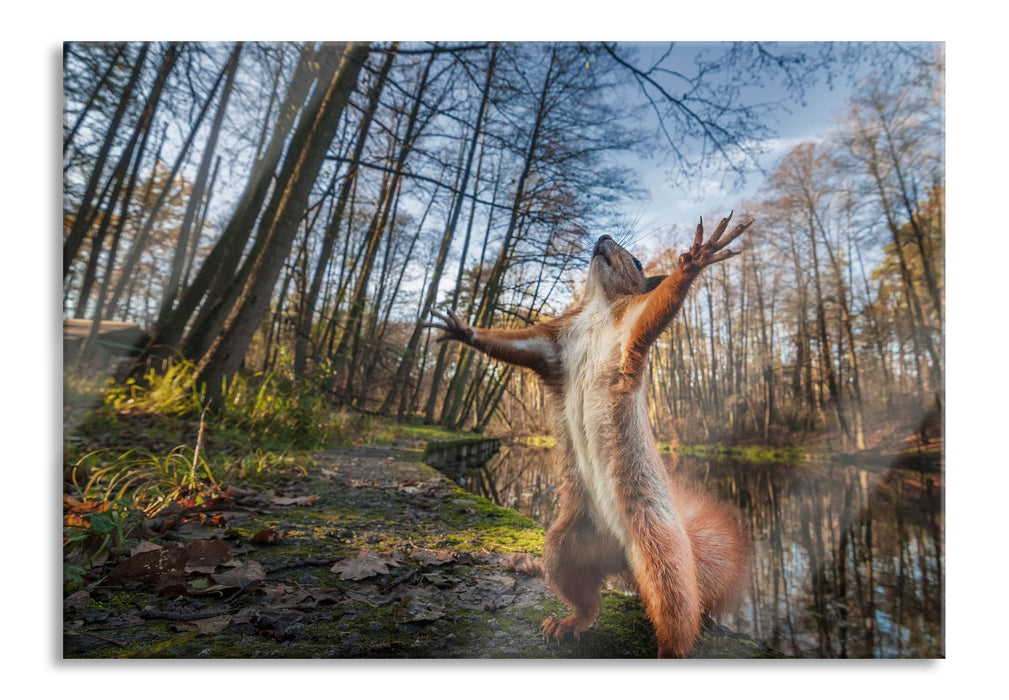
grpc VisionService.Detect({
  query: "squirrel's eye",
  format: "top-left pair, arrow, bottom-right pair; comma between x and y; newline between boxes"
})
633,258 -> 643,272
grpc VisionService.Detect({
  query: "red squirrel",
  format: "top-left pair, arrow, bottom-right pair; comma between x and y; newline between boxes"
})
426,213 -> 752,658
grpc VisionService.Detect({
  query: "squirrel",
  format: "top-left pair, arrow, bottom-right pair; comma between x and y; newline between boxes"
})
426,213 -> 753,658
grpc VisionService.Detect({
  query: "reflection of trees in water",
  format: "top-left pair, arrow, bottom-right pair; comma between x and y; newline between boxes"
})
669,454 -> 944,658
442,445 -> 944,658
440,445 -> 562,526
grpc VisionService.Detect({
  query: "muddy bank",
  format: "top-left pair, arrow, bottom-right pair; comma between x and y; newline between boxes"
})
63,442 -> 781,659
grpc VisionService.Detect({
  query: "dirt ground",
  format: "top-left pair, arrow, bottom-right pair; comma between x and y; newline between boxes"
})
63,443 -> 781,659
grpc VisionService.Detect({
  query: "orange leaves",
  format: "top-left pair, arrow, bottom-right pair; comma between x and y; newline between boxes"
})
62,494 -> 111,532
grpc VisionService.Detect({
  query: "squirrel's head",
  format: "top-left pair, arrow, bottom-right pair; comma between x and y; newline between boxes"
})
585,235 -> 665,302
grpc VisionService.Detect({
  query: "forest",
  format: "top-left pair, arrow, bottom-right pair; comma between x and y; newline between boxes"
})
62,40 -> 944,457
59,39 -> 945,663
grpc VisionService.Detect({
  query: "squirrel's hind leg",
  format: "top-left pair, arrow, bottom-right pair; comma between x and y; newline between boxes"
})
541,490 -> 625,643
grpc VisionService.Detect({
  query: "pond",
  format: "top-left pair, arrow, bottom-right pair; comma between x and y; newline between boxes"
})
436,443 -> 944,658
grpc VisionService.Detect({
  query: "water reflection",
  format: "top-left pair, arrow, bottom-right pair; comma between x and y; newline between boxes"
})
439,444 -> 944,658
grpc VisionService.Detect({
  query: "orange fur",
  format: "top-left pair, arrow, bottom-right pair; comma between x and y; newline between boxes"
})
426,213 -> 753,657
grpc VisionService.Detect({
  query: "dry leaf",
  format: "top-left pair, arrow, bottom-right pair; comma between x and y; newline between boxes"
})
63,590 -> 92,611
185,539 -> 233,573
271,494 -> 319,506
410,548 -> 457,566
130,541 -> 162,557
331,551 -> 400,581
172,614 -> 233,635
107,545 -> 188,584
251,529 -> 287,544
211,559 -> 266,588
394,595 -> 446,623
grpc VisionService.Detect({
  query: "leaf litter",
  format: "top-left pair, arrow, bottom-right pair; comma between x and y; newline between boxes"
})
64,444 -> 770,659
62,444 -> 561,658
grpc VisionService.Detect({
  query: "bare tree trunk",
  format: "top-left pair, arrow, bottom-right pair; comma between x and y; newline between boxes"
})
820,216 -> 866,449
440,46 -> 557,428
385,44 -> 498,418
429,139 -> 501,424
805,212 -> 850,447
157,43 -> 242,327
64,43 -> 126,158
294,46 -> 396,379
107,44 -> 225,320
140,42 -> 318,363
331,48 -> 436,402
76,44 -> 179,362
64,43 -> 150,277
181,155 -> 221,293
194,42 -> 369,407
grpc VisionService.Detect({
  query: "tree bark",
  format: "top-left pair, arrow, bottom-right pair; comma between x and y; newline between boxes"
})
64,43 -> 126,158
75,44 -> 179,363
139,42 -> 318,363
330,48 -> 436,402
64,43 -> 150,278
157,43 -> 242,327
384,44 -> 498,419
106,44 -> 225,320
193,42 -> 369,406
293,46 -> 396,379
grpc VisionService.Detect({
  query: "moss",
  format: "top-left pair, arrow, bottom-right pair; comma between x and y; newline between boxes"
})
64,431 -> 781,659
566,591 -> 659,658
84,590 -> 147,612
514,435 -> 556,448
439,493 -> 545,554
672,443 -> 808,464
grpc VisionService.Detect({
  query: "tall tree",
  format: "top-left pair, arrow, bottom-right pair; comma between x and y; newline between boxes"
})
383,43 -> 498,418
330,46 -> 437,402
156,43 -> 242,327
193,42 -> 369,406
64,43 -> 150,278
293,46 -> 396,379
140,42 -> 319,363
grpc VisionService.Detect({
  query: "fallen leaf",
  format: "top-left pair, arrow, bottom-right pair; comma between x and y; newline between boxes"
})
421,572 -> 458,588
271,494 -> 319,506
171,520 -> 231,540
107,545 -> 188,584
331,551 -> 400,581
172,614 -> 233,635
211,559 -> 266,588
225,485 -> 261,499
130,541 -> 162,557
185,539 -> 232,573
251,529 -> 287,544
63,590 -> 92,610
262,583 -> 299,600
394,595 -> 446,623
410,548 -> 457,566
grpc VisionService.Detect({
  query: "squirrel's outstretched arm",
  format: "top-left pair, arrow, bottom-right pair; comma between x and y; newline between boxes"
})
424,309 -> 560,378
623,213 -> 752,375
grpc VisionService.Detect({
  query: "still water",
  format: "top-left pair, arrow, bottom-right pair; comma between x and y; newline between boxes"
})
438,444 -> 944,658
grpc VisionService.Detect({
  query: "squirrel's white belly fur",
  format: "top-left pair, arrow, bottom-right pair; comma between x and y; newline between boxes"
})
560,299 -> 681,556
561,300 -> 630,546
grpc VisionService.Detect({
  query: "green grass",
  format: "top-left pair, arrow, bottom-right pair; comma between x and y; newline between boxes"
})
666,442 -> 808,464
514,435 -> 556,448
63,360 -> 481,513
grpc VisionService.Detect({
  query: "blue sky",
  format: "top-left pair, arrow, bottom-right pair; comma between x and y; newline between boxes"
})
620,45 -> 864,247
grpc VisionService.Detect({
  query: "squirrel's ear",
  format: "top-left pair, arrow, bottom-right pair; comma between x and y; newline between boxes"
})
643,275 -> 666,293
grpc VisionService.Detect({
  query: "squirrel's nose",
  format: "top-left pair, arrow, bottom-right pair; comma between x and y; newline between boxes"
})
593,235 -> 614,259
